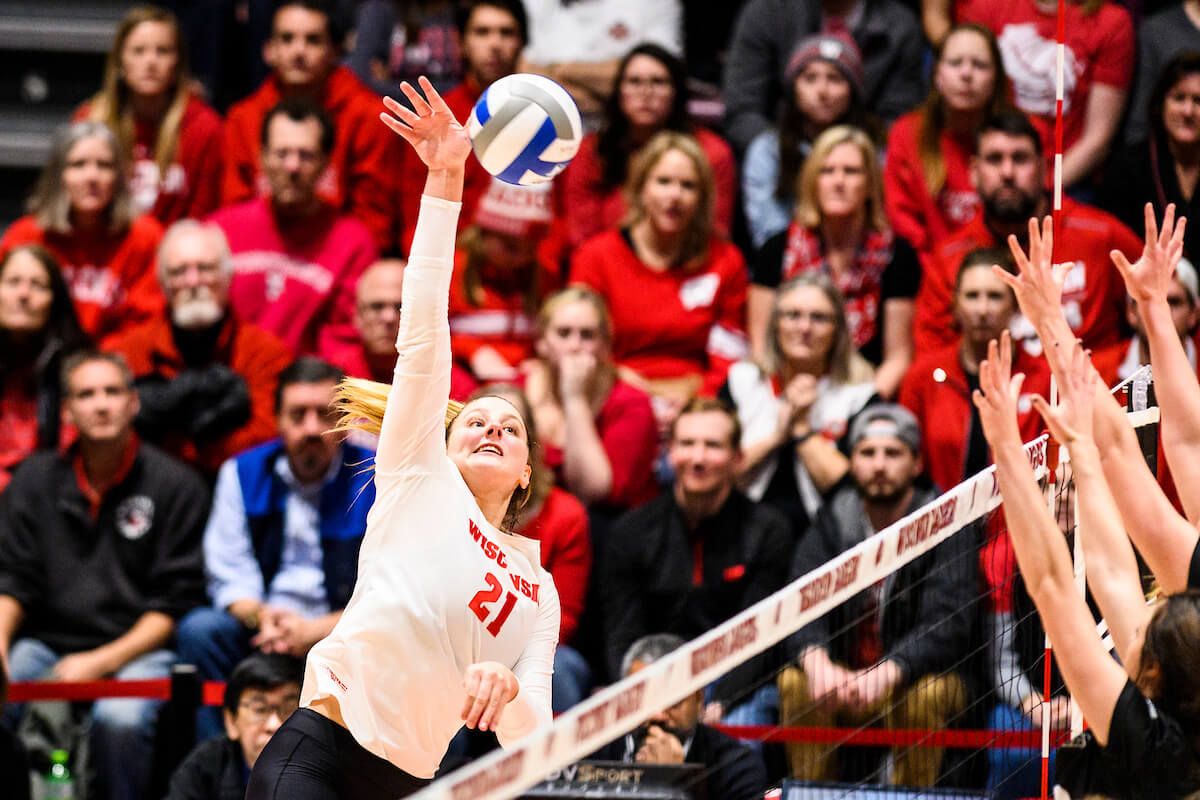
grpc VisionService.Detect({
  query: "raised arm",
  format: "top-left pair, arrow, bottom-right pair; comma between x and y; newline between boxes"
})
1111,204 -> 1200,525
372,79 -> 471,474
998,216 -> 1199,592
973,334 -> 1127,744
1031,341 -> 1151,663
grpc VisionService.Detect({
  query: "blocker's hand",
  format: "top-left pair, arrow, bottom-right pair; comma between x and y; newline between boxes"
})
462,661 -> 519,732
1111,202 -> 1187,306
381,76 -> 472,172
972,332 -> 1026,449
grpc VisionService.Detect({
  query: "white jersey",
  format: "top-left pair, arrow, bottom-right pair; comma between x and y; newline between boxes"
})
301,196 -> 560,778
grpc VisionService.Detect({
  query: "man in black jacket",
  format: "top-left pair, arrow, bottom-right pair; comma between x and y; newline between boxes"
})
0,351 -> 209,800
164,653 -> 303,800
778,404 -> 976,787
601,398 -> 792,726
592,634 -> 767,800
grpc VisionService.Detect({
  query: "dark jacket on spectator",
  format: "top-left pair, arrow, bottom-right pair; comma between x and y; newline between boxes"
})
601,490 -> 792,701
721,0 -> 925,151
1099,133 -> 1200,261
784,482 -> 978,683
164,735 -> 246,800
0,441 -> 208,653
591,723 -> 767,800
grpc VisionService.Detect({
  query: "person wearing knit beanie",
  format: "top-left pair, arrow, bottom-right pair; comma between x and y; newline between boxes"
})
784,33 -> 865,100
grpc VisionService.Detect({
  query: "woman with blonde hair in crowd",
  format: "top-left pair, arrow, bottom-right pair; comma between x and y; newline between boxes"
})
884,22 -> 1008,258
722,273 -> 876,536
77,5 -> 223,225
571,131 -> 748,432
750,125 -> 917,399
0,121 -> 163,343
524,286 -> 659,511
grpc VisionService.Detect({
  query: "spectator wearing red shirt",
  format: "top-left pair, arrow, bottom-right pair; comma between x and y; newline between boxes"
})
900,247 -> 1049,494
559,43 -> 736,250
107,220 -> 292,479
957,0 -> 1133,189
76,6 -> 223,227
397,0 -> 527,253
222,1 -> 399,250
211,100 -> 377,359
450,179 -> 562,382
914,110 -> 1141,354
884,23 -> 1009,259
571,131 -> 749,433
329,258 -> 478,402
1,121 -> 165,344
0,246 -> 88,493
752,125 -> 917,400
486,385 -> 593,712
524,287 -> 659,511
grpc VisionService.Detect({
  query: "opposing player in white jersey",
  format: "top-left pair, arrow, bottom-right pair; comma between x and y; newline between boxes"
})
246,76 -> 560,799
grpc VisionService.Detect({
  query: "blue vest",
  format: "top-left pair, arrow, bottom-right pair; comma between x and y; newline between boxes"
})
234,440 -> 375,610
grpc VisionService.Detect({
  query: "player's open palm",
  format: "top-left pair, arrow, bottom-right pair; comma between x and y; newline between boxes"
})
1032,340 -> 1095,446
973,332 -> 1025,448
1111,202 -> 1187,305
996,216 -> 1070,332
381,76 -> 472,171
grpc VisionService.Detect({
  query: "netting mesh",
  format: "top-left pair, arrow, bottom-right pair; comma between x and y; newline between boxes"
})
413,372 -> 1157,800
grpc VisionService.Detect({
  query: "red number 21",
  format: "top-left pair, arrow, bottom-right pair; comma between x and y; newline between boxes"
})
468,572 -> 517,637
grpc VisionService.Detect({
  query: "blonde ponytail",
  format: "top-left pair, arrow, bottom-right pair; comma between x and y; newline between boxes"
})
332,377 -> 465,438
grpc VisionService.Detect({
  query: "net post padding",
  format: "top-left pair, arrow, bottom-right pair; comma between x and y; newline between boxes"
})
412,438 -> 1054,800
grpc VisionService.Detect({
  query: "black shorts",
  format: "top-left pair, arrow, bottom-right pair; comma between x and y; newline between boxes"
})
247,708 -> 431,800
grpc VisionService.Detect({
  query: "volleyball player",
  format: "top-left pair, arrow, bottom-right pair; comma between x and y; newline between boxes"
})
997,210 -> 1200,595
246,77 -> 560,799
974,333 -> 1200,798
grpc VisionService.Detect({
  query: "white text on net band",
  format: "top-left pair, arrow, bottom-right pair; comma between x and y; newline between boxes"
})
411,435 -> 1052,800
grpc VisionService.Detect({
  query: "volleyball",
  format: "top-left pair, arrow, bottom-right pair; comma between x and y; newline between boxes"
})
467,73 -> 583,186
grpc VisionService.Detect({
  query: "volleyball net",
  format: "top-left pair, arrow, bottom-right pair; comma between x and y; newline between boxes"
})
413,368 -> 1159,800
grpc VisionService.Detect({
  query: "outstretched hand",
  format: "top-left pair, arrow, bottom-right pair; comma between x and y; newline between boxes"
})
381,76 -> 472,172
972,331 -> 1026,449
994,216 -> 1071,333
1031,340 -> 1095,447
1110,202 -> 1188,305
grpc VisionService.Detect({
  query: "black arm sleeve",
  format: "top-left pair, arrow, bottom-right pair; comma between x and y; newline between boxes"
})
752,231 -> 787,288
881,235 -> 921,301
0,465 -> 45,610
601,510 -> 653,682
146,459 -> 209,619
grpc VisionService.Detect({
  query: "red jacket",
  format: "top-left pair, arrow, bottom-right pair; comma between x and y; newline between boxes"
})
74,95 -> 224,226
209,198 -> 378,358
222,66 -> 400,250
540,379 -> 659,510
0,215 -> 164,343
899,341 -> 1050,494
883,110 -> 979,258
328,341 -> 479,402
570,231 -> 749,396
107,313 -> 292,475
397,77 -> 492,254
449,247 -> 562,372
914,198 -> 1141,354
559,126 -> 737,250
518,486 -> 592,643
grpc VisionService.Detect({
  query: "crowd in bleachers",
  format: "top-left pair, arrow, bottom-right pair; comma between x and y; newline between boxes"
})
1,0 -> 1199,798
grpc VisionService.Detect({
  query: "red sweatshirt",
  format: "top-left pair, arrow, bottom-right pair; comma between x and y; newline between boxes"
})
448,247 -> 562,372
397,77 -> 492,253
518,486 -> 592,643
540,380 -> 659,510
883,110 -> 979,258
914,198 -> 1141,353
570,231 -> 749,396
328,340 -> 479,402
958,0 -> 1133,162
222,66 -> 400,250
559,127 -> 737,250
0,215 -> 164,343
74,95 -> 224,226
209,198 -> 378,358
107,313 -> 292,475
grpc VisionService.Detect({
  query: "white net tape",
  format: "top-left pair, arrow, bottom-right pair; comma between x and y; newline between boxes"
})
413,370 -> 1157,800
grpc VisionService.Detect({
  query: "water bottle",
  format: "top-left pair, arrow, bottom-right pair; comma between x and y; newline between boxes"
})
42,749 -> 74,800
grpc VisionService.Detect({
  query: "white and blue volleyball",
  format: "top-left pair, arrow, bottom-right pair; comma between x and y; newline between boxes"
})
467,73 -> 583,186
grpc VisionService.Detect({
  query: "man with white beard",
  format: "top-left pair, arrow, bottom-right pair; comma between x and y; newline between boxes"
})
108,219 -> 293,479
